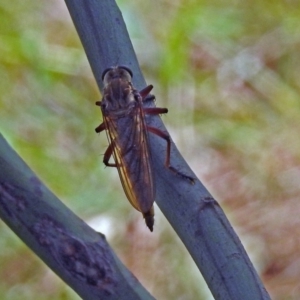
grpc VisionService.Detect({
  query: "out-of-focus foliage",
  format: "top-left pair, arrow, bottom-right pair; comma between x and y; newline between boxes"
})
1,0 -> 300,299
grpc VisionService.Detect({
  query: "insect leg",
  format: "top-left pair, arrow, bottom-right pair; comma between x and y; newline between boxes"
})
95,122 -> 106,133
144,107 -> 168,115
103,143 -> 117,167
143,95 -> 156,103
147,126 -> 195,184
139,85 -> 153,99
138,85 -> 157,104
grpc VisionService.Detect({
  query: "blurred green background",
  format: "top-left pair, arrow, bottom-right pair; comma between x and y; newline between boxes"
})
1,0 -> 300,299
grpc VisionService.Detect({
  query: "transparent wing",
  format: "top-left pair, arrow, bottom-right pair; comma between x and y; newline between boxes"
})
103,104 -> 155,214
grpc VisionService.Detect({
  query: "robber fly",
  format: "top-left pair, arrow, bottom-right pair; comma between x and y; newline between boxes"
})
95,66 -> 194,231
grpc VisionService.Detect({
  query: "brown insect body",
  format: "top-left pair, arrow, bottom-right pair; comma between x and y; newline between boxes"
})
95,66 -> 194,232
96,67 -> 157,231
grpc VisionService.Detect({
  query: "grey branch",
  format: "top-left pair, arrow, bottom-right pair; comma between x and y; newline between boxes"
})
0,134 -> 154,299
65,0 -> 270,299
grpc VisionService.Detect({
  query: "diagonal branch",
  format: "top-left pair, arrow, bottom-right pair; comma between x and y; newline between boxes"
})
0,133 -> 154,299
65,0 -> 271,299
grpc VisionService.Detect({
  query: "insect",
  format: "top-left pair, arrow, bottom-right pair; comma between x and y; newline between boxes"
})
95,66 -> 194,231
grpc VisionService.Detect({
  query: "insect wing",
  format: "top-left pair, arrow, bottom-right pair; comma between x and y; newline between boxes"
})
103,104 -> 155,214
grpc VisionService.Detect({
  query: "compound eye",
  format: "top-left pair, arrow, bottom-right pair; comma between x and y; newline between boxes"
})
118,65 -> 133,78
101,67 -> 114,81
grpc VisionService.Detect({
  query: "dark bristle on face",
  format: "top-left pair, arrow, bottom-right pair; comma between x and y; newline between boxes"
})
101,66 -> 133,82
